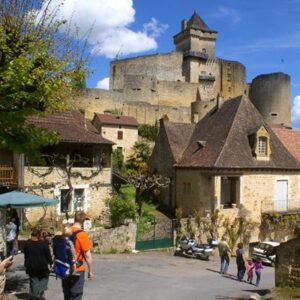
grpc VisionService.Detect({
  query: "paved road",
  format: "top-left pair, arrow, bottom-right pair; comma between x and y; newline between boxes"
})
5,251 -> 274,300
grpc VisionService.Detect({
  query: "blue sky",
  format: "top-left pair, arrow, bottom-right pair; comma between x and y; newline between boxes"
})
46,0 -> 300,128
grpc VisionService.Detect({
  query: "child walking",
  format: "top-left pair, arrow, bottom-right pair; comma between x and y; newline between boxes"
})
246,259 -> 254,284
254,258 -> 264,286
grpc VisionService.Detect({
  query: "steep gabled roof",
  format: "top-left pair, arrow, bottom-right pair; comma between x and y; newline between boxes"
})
164,121 -> 195,162
93,113 -> 138,127
271,126 -> 300,163
29,111 -> 113,145
177,96 -> 300,170
187,11 -> 217,33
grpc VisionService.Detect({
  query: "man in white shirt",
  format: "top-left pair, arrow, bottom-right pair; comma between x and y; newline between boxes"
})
6,218 -> 17,257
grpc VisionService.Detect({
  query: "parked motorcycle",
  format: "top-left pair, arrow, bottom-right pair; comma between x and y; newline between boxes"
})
174,235 -> 213,260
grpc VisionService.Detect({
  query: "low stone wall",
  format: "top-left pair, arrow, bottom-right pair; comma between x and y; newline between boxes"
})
89,222 -> 137,254
275,237 -> 300,287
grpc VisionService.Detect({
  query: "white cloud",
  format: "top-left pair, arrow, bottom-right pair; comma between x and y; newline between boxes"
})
292,95 -> 300,128
143,18 -> 169,38
96,77 -> 110,90
212,5 -> 241,24
40,0 -> 167,58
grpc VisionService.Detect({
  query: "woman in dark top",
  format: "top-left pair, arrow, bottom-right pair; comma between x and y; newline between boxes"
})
24,228 -> 52,299
236,242 -> 246,281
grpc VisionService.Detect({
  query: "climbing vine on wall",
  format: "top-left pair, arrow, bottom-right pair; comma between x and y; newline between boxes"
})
261,212 -> 300,235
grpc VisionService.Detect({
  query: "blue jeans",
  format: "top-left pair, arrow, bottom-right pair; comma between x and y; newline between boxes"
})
220,254 -> 230,274
256,271 -> 261,286
237,262 -> 246,281
6,240 -> 14,257
62,272 -> 85,300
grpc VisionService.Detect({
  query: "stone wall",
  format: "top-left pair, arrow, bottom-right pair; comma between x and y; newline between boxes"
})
110,52 -> 185,90
99,125 -> 138,160
89,222 -> 137,253
73,91 -> 192,125
176,170 -> 213,215
23,166 -> 112,223
275,237 -> 300,287
174,171 -> 300,242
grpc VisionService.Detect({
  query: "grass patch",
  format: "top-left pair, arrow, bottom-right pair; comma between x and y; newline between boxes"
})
269,287 -> 300,299
120,184 -> 135,201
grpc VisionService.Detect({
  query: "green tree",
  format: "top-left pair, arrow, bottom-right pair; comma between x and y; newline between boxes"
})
138,123 -> 159,142
112,149 -> 125,173
0,0 -> 89,158
126,141 -> 152,174
125,141 -> 169,216
108,195 -> 137,227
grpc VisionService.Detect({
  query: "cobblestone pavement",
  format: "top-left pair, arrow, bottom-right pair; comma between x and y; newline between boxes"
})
4,251 -> 274,300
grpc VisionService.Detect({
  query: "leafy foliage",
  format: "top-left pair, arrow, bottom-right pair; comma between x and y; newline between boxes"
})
128,173 -> 170,216
126,141 -> 152,174
0,0 -> 89,158
112,149 -> 125,173
138,123 -> 159,142
108,195 -> 137,227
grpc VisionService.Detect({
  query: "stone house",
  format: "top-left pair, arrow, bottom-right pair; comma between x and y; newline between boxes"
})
92,113 -> 138,160
149,96 -> 300,240
149,117 -> 195,211
24,110 -> 114,223
275,237 -> 300,287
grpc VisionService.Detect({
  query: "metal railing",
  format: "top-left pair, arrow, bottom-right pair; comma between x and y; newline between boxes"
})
0,165 -> 17,185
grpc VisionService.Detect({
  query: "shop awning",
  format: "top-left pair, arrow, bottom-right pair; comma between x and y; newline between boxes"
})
0,191 -> 58,208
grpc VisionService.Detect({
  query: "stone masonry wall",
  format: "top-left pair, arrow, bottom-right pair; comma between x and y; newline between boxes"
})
89,222 -> 137,253
110,52 -> 185,90
175,171 -> 300,242
73,91 -> 192,124
276,238 -> 300,287
23,166 -> 112,223
100,125 -> 138,160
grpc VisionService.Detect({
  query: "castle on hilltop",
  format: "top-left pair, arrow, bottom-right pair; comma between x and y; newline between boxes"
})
75,11 -> 291,127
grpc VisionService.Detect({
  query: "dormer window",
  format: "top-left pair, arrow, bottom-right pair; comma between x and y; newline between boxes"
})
248,126 -> 271,161
258,136 -> 268,156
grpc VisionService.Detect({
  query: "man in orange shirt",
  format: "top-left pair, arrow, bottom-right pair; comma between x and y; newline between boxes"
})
62,211 -> 93,300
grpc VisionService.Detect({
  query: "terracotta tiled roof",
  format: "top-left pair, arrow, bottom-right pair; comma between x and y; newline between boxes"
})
187,11 -> 217,33
271,126 -> 300,163
28,111 -> 113,145
177,96 -> 300,170
93,113 -> 138,127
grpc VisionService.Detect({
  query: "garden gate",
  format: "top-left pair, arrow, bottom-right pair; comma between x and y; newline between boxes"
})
135,217 -> 175,250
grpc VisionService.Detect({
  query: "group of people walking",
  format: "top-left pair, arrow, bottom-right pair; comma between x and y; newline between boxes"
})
218,235 -> 263,286
23,211 -> 93,300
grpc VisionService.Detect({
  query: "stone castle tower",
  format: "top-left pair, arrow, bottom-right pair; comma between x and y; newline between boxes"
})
74,11 -> 291,128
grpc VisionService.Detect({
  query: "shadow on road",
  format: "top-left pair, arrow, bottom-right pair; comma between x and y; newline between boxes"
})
206,268 -> 240,282
5,275 -> 28,293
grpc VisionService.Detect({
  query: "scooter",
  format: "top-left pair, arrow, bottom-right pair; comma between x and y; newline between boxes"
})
174,235 -> 213,260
